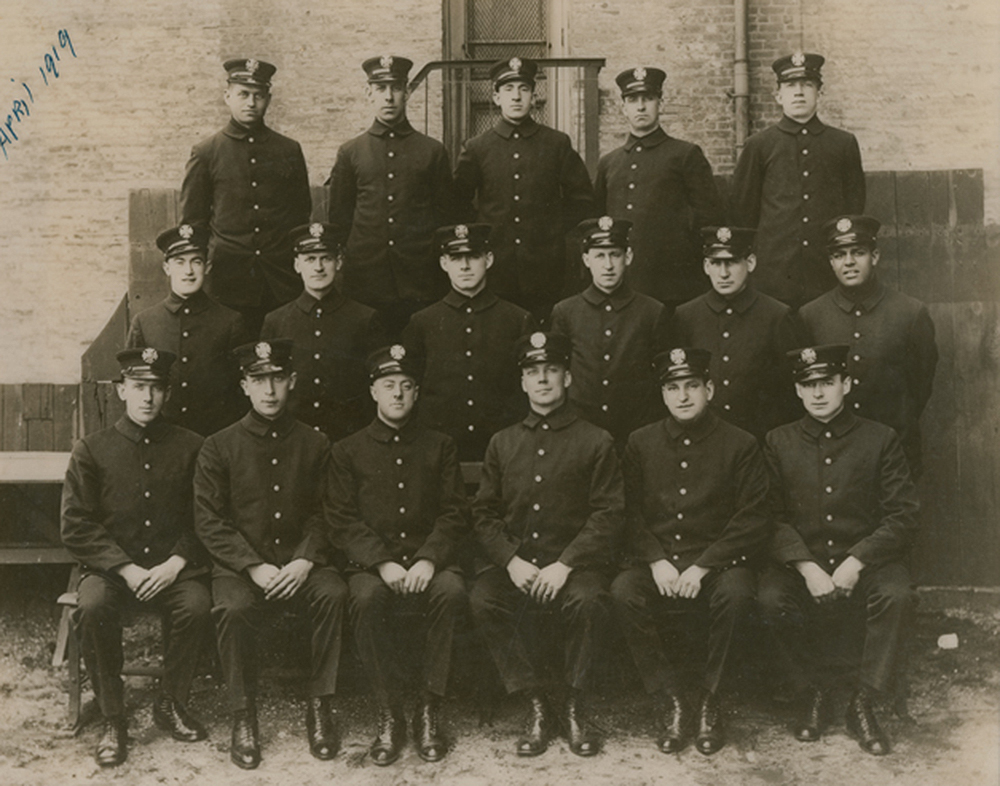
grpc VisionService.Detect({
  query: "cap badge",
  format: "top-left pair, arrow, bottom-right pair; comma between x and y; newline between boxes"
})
389,344 -> 406,361
309,222 -> 324,238
246,58 -> 259,74
791,52 -> 806,67
598,216 -> 614,231
836,218 -> 853,233
255,342 -> 271,360
509,57 -> 522,72
716,226 -> 732,243
633,66 -> 647,81
670,348 -> 686,366
380,55 -> 393,70
141,348 -> 158,364
179,224 -> 194,240
530,332 -> 546,349
455,224 -> 469,239
800,348 -> 818,365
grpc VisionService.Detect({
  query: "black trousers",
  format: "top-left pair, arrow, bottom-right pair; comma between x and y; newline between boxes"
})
348,568 -> 467,706
469,566 -> 614,695
73,572 -> 212,718
757,561 -> 917,694
611,565 -> 756,696
211,566 -> 347,711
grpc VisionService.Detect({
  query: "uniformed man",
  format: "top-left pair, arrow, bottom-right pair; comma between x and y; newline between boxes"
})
260,222 -> 386,442
402,223 -> 535,460
127,224 -> 250,436
731,53 -> 866,308
798,216 -> 938,477
759,345 -> 919,755
181,59 -> 311,334
454,58 -> 596,321
194,339 -> 347,769
61,348 -> 211,767
470,331 -> 623,757
550,216 -> 669,445
672,226 -> 802,440
328,56 -> 454,335
324,344 -> 469,765
594,67 -> 723,309
611,347 -> 769,755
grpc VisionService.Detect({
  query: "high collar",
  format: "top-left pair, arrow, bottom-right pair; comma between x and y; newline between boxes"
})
776,114 -> 826,136
164,288 -> 212,315
832,275 -> 885,313
241,408 -> 297,437
523,402 -> 576,431
367,117 -> 415,138
294,288 -> 347,315
223,117 -> 270,141
581,283 -> 636,311
624,125 -> 668,152
705,284 -> 758,315
114,415 -> 170,444
493,116 -> 540,140
800,407 -> 859,439
366,416 -> 420,444
442,287 -> 499,313
662,409 -> 719,444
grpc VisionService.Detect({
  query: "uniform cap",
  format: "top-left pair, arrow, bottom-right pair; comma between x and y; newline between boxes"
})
490,57 -> 539,88
772,52 -> 824,84
787,344 -> 850,383
615,66 -> 666,98
515,331 -> 571,368
578,216 -> 632,250
822,215 -> 881,250
288,222 -> 342,255
435,223 -> 492,256
654,347 -> 712,384
701,226 -> 756,259
362,55 -> 413,85
366,344 -> 423,382
234,339 -> 293,376
156,224 -> 210,259
116,347 -> 176,382
224,58 -> 276,88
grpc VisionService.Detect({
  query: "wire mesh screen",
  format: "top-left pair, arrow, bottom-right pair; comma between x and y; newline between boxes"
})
467,0 -> 548,58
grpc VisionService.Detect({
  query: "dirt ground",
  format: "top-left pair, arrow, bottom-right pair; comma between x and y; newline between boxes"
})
0,566 -> 996,786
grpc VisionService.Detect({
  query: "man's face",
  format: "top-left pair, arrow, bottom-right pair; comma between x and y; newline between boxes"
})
774,78 -> 819,123
521,362 -> 570,412
163,251 -> 209,298
829,244 -> 879,289
224,84 -> 271,125
662,377 -> 714,424
241,371 -> 295,420
583,246 -> 632,294
796,374 -> 851,422
116,378 -> 169,426
367,82 -> 408,125
370,374 -> 418,426
492,81 -> 534,123
621,92 -> 661,135
703,255 -> 755,298
440,251 -> 492,296
294,251 -> 341,296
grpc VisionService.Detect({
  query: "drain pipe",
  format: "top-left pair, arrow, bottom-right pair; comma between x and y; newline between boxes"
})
734,0 -> 750,158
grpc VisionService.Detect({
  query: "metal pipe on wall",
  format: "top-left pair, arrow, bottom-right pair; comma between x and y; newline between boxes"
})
734,0 -> 750,158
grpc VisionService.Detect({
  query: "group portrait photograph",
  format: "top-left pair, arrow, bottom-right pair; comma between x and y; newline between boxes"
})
0,1 -> 997,784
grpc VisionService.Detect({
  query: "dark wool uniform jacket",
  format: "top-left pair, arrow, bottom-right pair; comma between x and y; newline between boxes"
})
453,117 -> 596,306
261,290 -> 386,442
328,118 -> 454,308
127,290 -> 250,436
622,411 -> 771,573
764,410 -> 919,571
594,126 -> 723,303
550,284 -> 669,444
472,405 -> 624,571
325,418 -> 469,571
61,416 -> 206,577
731,115 -> 865,306
194,410 -> 333,577
401,288 -> 536,461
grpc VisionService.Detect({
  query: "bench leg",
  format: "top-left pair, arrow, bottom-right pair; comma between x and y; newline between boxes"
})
67,616 -> 82,731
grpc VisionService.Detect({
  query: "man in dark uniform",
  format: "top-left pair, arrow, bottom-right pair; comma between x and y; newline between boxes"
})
799,216 -> 938,477
470,331 -> 623,757
550,216 -> 669,445
454,58 -> 595,321
181,59 -> 312,334
611,347 -> 770,755
127,224 -> 250,436
402,223 -> 535,460
594,67 -> 723,310
328,56 -> 454,336
261,222 -> 386,442
759,345 -> 919,755
61,348 -> 211,767
325,344 -> 469,765
673,226 -> 802,440
731,53 -> 866,308
194,339 -> 347,769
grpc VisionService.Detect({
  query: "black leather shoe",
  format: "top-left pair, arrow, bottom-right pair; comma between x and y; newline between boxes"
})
370,706 -> 406,766
516,692 -> 553,757
95,715 -> 128,767
413,696 -> 447,762
794,687 -> 827,742
306,695 -> 340,760
657,693 -> 689,754
846,687 -> 890,756
565,691 -> 600,757
695,691 -> 724,755
153,694 -> 208,742
230,705 -> 261,770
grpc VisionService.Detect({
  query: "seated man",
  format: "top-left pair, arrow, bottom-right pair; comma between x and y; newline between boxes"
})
470,331 -> 623,757
194,339 -> 347,769
61,348 -> 211,767
759,344 -> 919,755
611,347 -> 770,755
325,344 -> 469,765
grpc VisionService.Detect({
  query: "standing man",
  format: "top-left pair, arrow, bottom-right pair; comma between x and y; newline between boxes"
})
61,348 -> 211,767
325,344 -> 469,765
611,347 -> 770,755
127,224 -> 250,436
181,59 -> 312,334
594,67 -> 723,310
328,56 -> 454,336
470,332 -> 623,757
195,339 -> 347,769
261,222 -> 386,442
402,223 -> 535,460
731,53 -> 866,308
798,216 -> 938,477
550,216 -> 669,445
759,345 -> 919,755
454,58 -> 595,322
